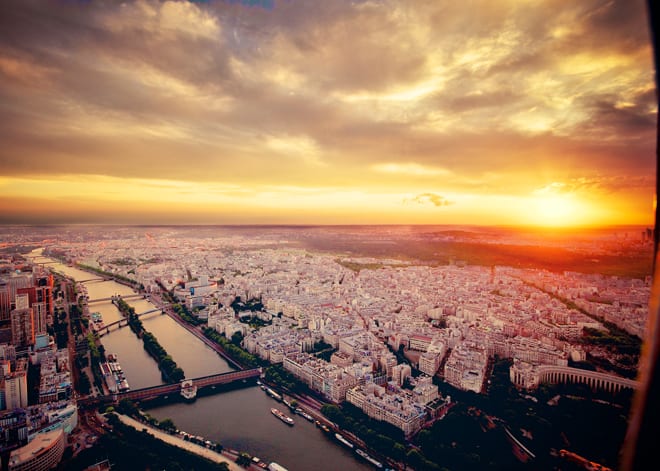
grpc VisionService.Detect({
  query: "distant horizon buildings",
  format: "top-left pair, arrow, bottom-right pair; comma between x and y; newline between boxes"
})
642,227 -> 655,242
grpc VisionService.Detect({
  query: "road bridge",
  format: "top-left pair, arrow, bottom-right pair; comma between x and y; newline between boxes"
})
121,368 -> 261,402
31,256 -> 58,264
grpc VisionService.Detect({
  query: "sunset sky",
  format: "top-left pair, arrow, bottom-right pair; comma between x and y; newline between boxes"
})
0,0 -> 656,226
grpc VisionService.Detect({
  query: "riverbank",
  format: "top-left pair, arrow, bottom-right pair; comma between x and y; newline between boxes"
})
166,307 -> 244,370
113,413 -> 243,471
31,251 -> 375,471
114,297 -> 185,382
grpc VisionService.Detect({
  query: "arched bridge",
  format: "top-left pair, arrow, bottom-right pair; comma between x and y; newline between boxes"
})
97,308 -> 165,337
88,294 -> 145,303
537,365 -> 639,394
79,368 -> 262,406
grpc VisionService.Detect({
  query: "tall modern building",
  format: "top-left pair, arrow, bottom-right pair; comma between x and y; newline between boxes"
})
31,302 -> 48,336
0,281 -> 11,321
10,295 -> 34,348
5,274 -> 33,301
4,371 -> 28,410
15,276 -> 54,336
0,273 -> 45,323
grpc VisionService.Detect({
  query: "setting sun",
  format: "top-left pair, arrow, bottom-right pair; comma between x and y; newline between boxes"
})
531,195 -> 579,226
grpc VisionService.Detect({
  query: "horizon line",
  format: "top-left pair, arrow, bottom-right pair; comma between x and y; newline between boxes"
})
0,222 -> 653,230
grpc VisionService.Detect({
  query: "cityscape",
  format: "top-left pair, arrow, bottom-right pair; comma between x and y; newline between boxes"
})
0,224 -> 654,470
0,0 -> 658,470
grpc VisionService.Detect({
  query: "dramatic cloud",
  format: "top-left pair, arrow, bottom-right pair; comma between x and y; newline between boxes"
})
0,0 -> 655,225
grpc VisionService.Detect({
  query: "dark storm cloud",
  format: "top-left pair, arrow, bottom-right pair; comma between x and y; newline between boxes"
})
575,90 -> 657,137
575,0 -> 651,52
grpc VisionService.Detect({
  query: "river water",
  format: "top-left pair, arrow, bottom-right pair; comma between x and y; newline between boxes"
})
31,251 -> 372,471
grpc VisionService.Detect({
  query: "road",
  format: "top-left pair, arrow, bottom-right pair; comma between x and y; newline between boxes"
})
113,413 -> 244,471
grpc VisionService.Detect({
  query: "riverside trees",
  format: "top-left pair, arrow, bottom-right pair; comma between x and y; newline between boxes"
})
116,298 -> 185,382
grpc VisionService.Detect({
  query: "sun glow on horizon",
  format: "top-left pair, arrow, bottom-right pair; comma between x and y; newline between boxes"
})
0,0 -> 654,226
0,174 -> 651,228
528,194 -> 583,227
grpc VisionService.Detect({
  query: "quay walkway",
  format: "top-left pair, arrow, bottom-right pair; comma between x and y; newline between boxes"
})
113,414 -> 243,471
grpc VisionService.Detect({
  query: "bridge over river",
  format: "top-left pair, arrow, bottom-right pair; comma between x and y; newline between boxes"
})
78,368 -> 262,406
95,308 -> 165,337
87,294 -> 145,303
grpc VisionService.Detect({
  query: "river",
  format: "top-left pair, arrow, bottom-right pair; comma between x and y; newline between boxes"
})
30,251 -> 373,471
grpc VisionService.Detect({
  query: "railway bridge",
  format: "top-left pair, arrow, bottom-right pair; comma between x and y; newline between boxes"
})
78,368 -> 262,406
87,294 -> 145,303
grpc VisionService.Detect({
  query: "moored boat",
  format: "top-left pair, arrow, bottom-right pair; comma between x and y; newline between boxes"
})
356,449 -> 384,468
271,408 -> 294,426
102,353 -> 130,393
265,387 -> 282,401
315,420 -> 332,434
335,433 -> 354,449
267,463 -> 288,471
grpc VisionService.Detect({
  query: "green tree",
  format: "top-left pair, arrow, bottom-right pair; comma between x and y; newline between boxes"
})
235,453 -> 252,467
392,442 -> 406,461
78,371 -> 92,395
231,331 -> 244,346
159,418 -> 177,433
117,398 -> 138,417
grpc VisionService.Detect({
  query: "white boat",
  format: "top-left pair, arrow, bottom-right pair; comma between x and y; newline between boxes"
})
356,449 -> 383,468
271,408 -> 294,426
335,433 -> 354,449
265,387 -> 282,401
